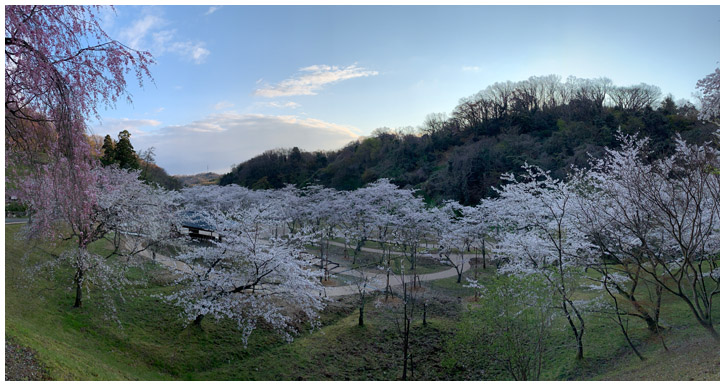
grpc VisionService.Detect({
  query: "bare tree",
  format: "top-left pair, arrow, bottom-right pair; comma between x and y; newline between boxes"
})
567,76 -> 613,109
609,83 -> 662,111
421,112 -> 449,135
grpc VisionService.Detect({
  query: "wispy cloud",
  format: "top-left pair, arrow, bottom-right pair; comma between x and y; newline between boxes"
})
168,41 -> 210,64
214,101 -> 235,110
97,113 -> 359,175
120,14 -> 165,50
119,8 -> 210,64
255,64 -> 378,98
462,65 -> 481,73
205,6 -> 222,15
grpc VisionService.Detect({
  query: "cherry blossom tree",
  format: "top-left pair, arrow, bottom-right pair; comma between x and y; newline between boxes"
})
344,179 -> 409,297
491,164 -> 595,360
275,184 -> 305,235
350,266 -> 382,327
6,6 -> 157,309
339,188 -> 376,265
431,201 -> 472,284
6,5 -> 153,200
6,5 -> 153,161
391,190 -> 432,289
23,166 -> 177,308
167,196 -> 324,345
468,200 -> 499,272
572,142 -> 666,338
576,132 -> 720,340
297,185 -> 343,281
695,67 -> 720,124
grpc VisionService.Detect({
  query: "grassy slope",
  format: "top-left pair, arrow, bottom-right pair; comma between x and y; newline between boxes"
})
5,224 -> 720,380
5,225 -> 170,380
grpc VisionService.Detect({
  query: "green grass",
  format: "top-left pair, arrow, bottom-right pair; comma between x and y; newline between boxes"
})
442,263 -> 720,381
5,225 -> 171,380
5,224 -> 720,381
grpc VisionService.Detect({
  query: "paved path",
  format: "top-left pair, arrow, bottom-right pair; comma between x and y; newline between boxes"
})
321,240 -> 479,297
5,218 -> 29,225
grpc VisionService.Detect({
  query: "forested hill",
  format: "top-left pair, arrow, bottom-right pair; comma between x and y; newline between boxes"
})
220,75 -> 717,205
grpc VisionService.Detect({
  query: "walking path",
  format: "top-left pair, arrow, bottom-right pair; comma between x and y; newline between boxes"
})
321,240 -> 480,297
5,218 -> 29,225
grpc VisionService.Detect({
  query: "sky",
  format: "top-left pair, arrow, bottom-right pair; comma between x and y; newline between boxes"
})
89,4 -> 721,176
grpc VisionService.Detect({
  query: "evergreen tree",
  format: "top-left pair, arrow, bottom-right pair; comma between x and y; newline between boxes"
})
100,134 -> 116,166
114,130 -> 140,170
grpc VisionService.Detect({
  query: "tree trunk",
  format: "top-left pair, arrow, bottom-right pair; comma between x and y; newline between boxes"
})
482,240 -> 487,270
575,335 -> 584,360
619,319 -> 645,361
73,268 -> 83,308
474,249 -> 478,279
562,299 -> 585,360
73,278 -> 82,308
422,303 -> 427,326
643,314 -> 665,334
358,304 -> 364,326
193,314 -> 205,327
385,270 -> 391,300
402,318 -> 409,381
700,321 -> 720,341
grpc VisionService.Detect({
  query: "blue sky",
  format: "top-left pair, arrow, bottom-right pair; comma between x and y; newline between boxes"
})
90,5 -> 720,175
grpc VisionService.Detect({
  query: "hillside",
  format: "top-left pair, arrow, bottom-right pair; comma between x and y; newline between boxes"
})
220,76 -> 717,205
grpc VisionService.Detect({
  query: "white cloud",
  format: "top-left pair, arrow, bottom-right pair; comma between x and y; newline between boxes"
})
255,64 -> 378,98
108,113 -> 360,175
120,14 -> 165,50
169,41 -> 210,64
205,6 -> 222,15
462,65 -> 481,73
118,10 -> 210,65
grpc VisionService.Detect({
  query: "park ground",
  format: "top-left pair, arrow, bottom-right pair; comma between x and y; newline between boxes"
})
4,224 -> 719,381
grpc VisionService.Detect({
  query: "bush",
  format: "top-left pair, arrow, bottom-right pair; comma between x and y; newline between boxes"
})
444,275 -> 555,380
